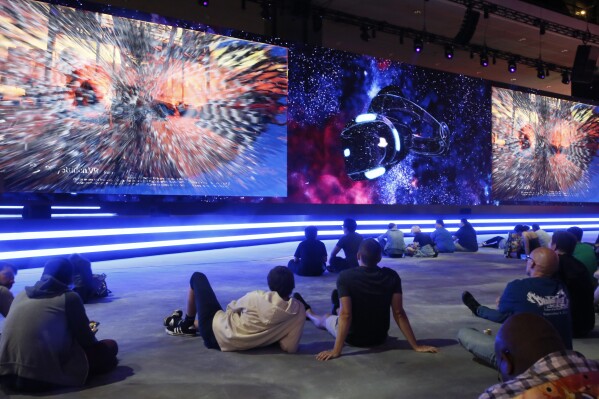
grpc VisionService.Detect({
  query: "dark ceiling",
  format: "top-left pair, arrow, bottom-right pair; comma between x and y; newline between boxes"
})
88,0 -> 599,99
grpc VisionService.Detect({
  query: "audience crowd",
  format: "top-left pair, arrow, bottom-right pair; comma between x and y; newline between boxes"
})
0,218 -> 597,397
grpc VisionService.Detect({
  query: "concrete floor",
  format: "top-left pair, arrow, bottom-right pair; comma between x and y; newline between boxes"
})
1,241 -> 598,399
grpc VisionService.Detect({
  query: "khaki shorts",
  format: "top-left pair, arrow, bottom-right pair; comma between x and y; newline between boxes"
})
325,315 -> 339,338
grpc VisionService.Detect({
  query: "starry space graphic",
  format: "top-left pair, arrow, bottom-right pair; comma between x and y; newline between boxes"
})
287,46 -> 492,205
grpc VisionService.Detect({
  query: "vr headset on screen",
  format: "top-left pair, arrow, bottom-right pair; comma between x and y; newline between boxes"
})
341,86 -> 450,180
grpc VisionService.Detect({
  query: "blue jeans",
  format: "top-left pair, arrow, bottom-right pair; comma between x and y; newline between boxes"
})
457,327 -> 497,367
476,306 -> 509,323
190,272 -> 223,350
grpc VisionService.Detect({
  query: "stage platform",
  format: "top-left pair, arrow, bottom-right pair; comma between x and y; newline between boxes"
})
1,241 -> 598,399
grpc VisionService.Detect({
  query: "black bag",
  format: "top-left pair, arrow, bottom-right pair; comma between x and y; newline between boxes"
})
91,273 -> 111,298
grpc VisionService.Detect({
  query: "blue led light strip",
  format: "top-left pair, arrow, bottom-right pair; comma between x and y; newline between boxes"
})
0,218 -> 597,241
0,231 -> 307,260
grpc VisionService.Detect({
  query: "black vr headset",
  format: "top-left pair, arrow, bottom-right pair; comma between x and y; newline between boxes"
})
340,86 -> 450,180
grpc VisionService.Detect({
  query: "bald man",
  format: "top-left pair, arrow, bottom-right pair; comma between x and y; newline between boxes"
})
458,247 -> 572,367
480,313 -> 599,398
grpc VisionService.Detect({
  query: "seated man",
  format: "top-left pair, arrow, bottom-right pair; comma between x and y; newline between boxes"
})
0,262 -> 17,318
531,223 -> 551,248
551,231 -> 595,338
430,219 -> 455,253
480,313 -> 599,399
377,222 -> 405,257
458,247 -> 572,367
288,226 -> 327,276
299,239 -> 437,360
0,258 -> 118,392
328,218 -> 363,273
164,266 -> 305,353
453,218 -> 478,252
405,226 -> 437,257
567,226 -> 597,279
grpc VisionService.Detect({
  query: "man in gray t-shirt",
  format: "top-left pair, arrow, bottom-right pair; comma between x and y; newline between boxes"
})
328,218 -> 363,273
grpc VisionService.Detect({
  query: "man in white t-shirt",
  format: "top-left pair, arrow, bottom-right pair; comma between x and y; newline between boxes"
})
164,266 -> 305,352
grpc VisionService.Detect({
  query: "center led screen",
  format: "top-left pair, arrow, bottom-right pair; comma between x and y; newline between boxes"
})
287,47 -> 492,205
0,0 -> 288,196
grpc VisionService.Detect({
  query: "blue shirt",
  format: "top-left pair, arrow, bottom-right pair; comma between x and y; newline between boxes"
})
430,227 -> 455,253
498,277 -> 572,349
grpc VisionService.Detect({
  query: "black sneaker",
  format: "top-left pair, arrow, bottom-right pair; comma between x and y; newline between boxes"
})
462,291 -> 481,315
163,309 -> 183,327
292,292 -> 311,312
331,289 -> 340,316
166,319 -> 197,337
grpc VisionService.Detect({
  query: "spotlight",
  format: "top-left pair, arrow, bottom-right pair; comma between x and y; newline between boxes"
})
444,45 -> 454,59
561,70 -> 570,84
480,51 -> 489,67
360,26 -> 370,42
414,37 -> 423,53
537,63 -> 546,79
507,59 -> 517,73
199,0 -> 209,6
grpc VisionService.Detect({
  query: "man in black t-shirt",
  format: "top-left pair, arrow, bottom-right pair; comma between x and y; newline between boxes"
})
300,239 -> 438,360
288,226 -> 327,276
327,218 -> 363,273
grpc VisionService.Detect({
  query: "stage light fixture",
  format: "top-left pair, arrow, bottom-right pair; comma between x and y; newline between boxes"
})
536,63 -> 546,79
561,70 -> 570,84
480,51 -> 489,67
444,45 -> 454,59
199,0 -> 209,6
360,25 -> 370,42
508,59 -> 517,73
414,37 -> 423,53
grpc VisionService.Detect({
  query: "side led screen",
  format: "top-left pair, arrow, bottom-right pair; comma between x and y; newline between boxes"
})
492,87 -> 599,202
0,0 -> 288,196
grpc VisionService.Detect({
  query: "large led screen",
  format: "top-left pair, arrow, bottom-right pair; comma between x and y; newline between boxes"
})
287,47 -> 492,205
492,87 -> 599,202
0,0 -> 288,196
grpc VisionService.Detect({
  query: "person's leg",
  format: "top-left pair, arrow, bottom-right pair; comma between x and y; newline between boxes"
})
287,259 -> 301,275
85,339 -> 119,376
189,272 -> 223,350
456,327 -> 497,367
328,257 -> 347,273
476,306 -> 510,323
454,242 -> 467,252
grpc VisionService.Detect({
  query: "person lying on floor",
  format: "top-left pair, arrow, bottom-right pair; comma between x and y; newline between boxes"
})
480,313 -> 599,399
458,247 -> 572,368
0,258 -> 118,392
293,239 -> 437,361
163,266 -> 305,353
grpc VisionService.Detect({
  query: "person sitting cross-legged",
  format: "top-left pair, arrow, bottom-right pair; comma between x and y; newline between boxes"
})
288,226 -> 327,276
479,313 -> 599,399
377,222 -> 406,258
458,247 -> 572,368
296,239 -> 438,361
163,266 -> 305,353
0,258 -> 118,392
